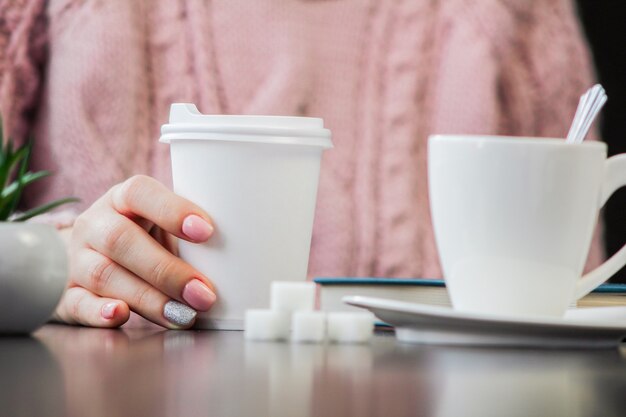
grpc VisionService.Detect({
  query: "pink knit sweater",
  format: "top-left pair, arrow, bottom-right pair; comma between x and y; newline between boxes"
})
0,0 -> 604,278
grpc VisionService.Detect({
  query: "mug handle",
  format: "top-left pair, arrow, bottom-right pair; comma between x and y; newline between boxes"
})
573,154 -> 626,300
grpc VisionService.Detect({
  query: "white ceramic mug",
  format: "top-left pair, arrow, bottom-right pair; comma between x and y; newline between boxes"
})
428,135 -> 626,318
160,104 -> 333,329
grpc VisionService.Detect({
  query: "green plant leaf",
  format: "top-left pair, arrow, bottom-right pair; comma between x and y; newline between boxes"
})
0,143 -> 29,191
0,132 -> 7,164
11,197 -> 80,222
0,141 -> 13,190
1,116 -> 78,222
0,139 -> 33,220
1,171 -> 50,199
0,195 -> 13,220
0,199 -> 10,221
0,171 -> 50,220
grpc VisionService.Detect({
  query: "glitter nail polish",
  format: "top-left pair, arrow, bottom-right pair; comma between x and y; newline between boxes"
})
163,300 -> 197,327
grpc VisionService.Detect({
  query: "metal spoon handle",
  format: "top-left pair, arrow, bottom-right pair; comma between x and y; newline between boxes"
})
566,84 -> 607,143
566,93 -> 588,142
576,92 -> 607,143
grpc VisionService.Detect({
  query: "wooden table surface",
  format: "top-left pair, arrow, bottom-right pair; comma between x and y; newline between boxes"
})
1,324 -> 626,417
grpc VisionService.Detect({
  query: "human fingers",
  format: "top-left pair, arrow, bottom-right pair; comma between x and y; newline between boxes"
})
108,175 -> 214,243
150,226 -> 179,256
52,286 -> 130,328
72,248 -> 198,329
81,209 -> 216,311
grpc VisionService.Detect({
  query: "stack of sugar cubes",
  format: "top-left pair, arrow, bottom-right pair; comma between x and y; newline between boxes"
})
244,281 -> 375,343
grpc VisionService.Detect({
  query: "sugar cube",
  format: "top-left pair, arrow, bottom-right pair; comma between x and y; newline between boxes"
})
270,281 -> 316,312
327,312 -> 375,344
244,309 -> 290,341
291,311 -> 326,343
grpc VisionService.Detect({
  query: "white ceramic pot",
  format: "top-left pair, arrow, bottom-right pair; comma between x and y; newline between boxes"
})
0,223 -> 68,333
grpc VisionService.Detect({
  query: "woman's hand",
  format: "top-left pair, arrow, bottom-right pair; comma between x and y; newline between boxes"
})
53,175 -> 217,329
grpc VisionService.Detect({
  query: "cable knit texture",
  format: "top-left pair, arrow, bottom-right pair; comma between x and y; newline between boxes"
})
0,0 -> 604,278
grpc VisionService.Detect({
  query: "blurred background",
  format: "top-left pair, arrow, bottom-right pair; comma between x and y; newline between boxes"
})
576,0 -> 626,283
2,1 -> 625,282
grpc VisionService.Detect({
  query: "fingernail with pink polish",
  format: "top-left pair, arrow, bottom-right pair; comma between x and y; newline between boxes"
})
101,302 -> 118,320
182,214 -> 214,241
182,279 -> 217,311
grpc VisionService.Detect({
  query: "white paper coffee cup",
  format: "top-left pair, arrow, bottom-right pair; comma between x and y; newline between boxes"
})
160,104 -> 332,329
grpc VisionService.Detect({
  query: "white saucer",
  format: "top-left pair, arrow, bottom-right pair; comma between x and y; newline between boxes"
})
343,296 -> 626,348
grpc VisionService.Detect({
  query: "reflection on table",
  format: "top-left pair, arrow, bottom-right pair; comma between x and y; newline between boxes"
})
0,324 -> 625,417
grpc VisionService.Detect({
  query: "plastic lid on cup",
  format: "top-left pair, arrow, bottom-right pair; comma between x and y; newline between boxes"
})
160,103 -> 333,149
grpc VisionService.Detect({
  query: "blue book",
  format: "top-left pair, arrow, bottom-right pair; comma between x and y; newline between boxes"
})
313,277 -> 626,312
314,277 -> 449,312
